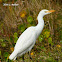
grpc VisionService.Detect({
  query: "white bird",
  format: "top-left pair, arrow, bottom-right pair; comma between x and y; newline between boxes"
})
9,9 -> 55,61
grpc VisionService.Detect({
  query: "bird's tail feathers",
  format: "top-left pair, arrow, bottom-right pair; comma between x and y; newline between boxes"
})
9,51 -> 17,60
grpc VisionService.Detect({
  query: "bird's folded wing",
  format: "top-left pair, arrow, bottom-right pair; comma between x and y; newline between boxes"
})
14,27 -> 36,53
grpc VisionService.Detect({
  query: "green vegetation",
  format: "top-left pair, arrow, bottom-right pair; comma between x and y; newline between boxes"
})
0,0 -> 62,62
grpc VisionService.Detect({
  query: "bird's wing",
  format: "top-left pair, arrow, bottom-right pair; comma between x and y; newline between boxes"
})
14,27 -> 36,53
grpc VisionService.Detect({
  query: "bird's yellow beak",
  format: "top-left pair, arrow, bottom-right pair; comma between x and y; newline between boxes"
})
45,10 -> 55,13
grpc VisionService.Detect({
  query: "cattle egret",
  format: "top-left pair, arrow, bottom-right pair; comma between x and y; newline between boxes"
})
9,9 -> 55,61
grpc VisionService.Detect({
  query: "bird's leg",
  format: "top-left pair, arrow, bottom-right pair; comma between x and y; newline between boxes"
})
22,55 -> 24,62
28,51 -> 32,60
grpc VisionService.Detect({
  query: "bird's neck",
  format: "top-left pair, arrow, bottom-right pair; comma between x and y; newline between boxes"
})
36,16 -> 44,31
36,16 -> 44,37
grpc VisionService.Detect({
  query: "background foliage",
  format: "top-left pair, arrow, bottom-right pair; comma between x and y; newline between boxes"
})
0,0 -> 62,62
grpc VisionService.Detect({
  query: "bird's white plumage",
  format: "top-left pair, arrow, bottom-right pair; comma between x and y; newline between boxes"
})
9,9 -> 55,60
14,27 -> 37,53
9,27 -> 37,60
14,27 -> 36,50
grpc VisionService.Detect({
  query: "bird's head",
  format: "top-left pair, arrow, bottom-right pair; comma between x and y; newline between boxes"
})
37,9 -> 55,18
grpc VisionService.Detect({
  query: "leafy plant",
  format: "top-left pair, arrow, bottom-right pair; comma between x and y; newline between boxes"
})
18,24 -> 25,32
46,57 -> 53,62
13,32 -> 18,43
3,0 -> 8,2
48,37 -> 52,44
0,39 -> 3,42
27,16 -> 33,23
3,52 -> 9,58
27,24 -> 31,27
39,35 -> 43,42
59,30 -> 62,40
41,46 -> 46,51
43,30 -> 50,38
0,50 -> 1,56
1,42 -> 6,47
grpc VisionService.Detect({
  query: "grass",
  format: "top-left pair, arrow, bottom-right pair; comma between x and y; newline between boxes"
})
0,0 -> 62,62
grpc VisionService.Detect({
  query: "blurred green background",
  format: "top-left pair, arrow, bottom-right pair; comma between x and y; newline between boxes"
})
0,0 -> 62,62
